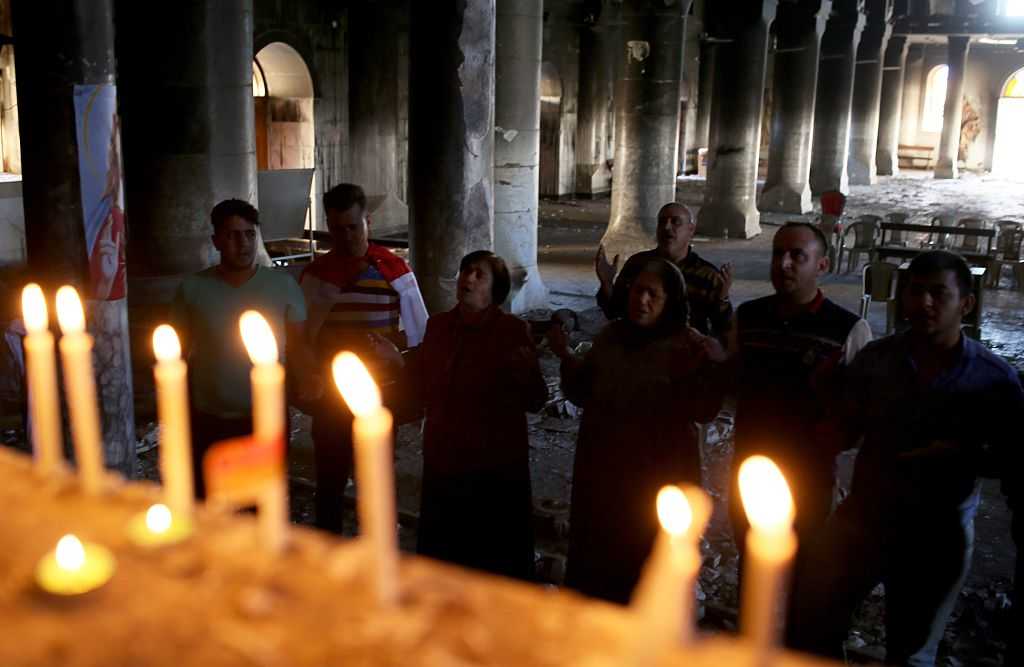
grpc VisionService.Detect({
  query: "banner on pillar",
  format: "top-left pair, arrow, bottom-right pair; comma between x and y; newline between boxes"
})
73,84 -> 126,301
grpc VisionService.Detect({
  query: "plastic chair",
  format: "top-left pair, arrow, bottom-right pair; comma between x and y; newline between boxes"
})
882,212 -> 910,247
988,222 -> 1024,289
861,261 -> 899,334
952,217 -> 987,254
838,215 -> 881,273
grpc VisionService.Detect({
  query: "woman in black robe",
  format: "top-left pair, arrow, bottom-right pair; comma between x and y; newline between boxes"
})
547,257 -> 726,603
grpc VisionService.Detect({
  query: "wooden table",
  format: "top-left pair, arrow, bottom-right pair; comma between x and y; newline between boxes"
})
874,223 -> 995,268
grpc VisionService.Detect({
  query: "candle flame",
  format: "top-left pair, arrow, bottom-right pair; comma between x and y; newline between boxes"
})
738,455 -> 795,535
239,311 -> 278,365
55,534 -> 86,572
656,485 -> 693,537
152,325 -> 182,362
21,283 -> 48,334
331,351 -> 382,417
145,504 -> 173,534
55,286 -> 85,335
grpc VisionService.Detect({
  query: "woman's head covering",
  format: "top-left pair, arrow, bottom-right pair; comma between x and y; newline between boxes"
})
626,257 -> 689,334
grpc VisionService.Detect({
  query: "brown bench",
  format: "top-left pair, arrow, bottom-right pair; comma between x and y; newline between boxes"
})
898,144 -> 936,170
874,222 -> 995,266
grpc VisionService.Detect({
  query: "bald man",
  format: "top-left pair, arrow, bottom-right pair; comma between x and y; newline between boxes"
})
596,203 -> 733,339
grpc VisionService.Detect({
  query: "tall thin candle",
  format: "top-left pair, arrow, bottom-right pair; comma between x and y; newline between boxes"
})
332,351 -> 398,606
55,286 -> 104,494
21,284 -> 62,473
152,325 -> 194,516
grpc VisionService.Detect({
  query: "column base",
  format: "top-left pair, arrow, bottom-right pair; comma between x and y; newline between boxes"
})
598,221 -> 657,266
934,160 -> 958,180
696,202 -> 762,239
876,151 -> 899,177
366,192 -> 410,237
507,264 -> 549,314
758,182 -> 813,215
575,162 -> 612,198
847,159 -> 878,186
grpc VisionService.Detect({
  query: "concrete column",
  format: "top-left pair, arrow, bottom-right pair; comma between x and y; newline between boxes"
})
600,0 -> 688,258
678,12 -> 704,175
846,1 -> 892,186
575,10 -> 614,197
349,2 -> 408,236
809,2 -> 865,195
691,38 -> 716,172
117,0 -> 258,287
935,35 -> 970,179
876,34 -> 908,175
495,0 -> 548,313
698,1 -> 777,239
760,1 -> 831,214
409,0 -> 495,312
13,0 -> 136,476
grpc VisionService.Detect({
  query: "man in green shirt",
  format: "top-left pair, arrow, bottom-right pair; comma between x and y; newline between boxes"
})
171,199 -> 313,498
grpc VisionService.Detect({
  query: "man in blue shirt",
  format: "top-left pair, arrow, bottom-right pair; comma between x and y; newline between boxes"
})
788,251 -> 1024,667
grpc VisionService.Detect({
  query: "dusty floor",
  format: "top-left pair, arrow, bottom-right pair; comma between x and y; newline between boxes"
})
5,171 -> 1021,665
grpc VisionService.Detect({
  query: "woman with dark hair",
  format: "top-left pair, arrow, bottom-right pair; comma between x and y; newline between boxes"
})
372,250 -> 548,580
547,257 -> 727,603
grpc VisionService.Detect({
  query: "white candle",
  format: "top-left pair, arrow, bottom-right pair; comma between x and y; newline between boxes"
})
332,351 -> 398,606
55,286 -> 104,494
152,325 -> 194,516
738,455 -> 798,666
630,484 -> 711,662
239,310 -> 288,553
21,284 -> 63,474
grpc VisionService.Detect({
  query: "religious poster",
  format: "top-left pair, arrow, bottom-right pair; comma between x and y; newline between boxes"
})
73,84 -> 126,301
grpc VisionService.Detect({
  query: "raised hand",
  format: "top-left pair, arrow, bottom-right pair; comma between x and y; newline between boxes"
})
720,262 -> 734,299
367,332 -> 404,367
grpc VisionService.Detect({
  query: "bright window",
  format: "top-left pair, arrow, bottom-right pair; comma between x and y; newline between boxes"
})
921,65 -> 949,133
1007,0 -> 1024,17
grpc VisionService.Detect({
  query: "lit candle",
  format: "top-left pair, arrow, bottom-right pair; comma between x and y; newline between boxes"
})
630,484 -> 711,662
738,455 -> 797,664
238,310 -> 288,553
152,325 -> 194,516
55,286 -> 104,494
332,351 -> 398,606
36,534 -> 115,595
21,284 -> 63,474
127,503 -> 193,547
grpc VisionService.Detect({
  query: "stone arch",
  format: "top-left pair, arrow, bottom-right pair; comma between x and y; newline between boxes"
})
921,64 -> 948,133
992,66 -> 1024,178
254,31 -> 320,98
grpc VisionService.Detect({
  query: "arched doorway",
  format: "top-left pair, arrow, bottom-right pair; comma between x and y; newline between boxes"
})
253,42 -> 319,235
993,68 -> 1024,179
539,62 -> 563,198
921,65 -> 948,134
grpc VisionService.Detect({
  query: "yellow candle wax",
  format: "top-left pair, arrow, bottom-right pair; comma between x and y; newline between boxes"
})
153,325 -> 194,516
36,534 -> 115,596
127,503 -> 193,547
333,351 -> 398,606
55,286 -> 104,494
239,310 -> 288,553
630,484 -> 711,663
738,455 -> 798,667
21,284 -> 63,474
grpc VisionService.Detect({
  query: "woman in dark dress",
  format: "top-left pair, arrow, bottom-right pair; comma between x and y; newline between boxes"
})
547,257 -> 726,604
374,251 -> 548,580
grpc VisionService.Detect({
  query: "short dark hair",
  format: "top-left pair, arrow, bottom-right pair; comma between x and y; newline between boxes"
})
459,250 -> 512,306
211,199 -> 259,233
779,221 -> 829,257
323,183 -> 367,214
907,250 -> 973,297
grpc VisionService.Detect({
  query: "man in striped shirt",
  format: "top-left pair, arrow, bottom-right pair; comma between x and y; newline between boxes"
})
300,183 -> 427,533
595,202 -> 733,340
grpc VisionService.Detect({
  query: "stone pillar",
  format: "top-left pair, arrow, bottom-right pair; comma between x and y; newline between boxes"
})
117,0 -> 258,288
809,2 -> 865,195
678,12 -> 704,175
494,0 -> 548,312
935,35 -> 970,180
575,9 -> 614,197
349,2 -> 408,236
13,0 -> 136,476
846,1 -> 892,186
600,0 -> 688,258
698,1 -> 777,239
691,38 -> 716,173
760,1 -> 831,214
409,0 -> 495,312
876,34 -> 908,175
